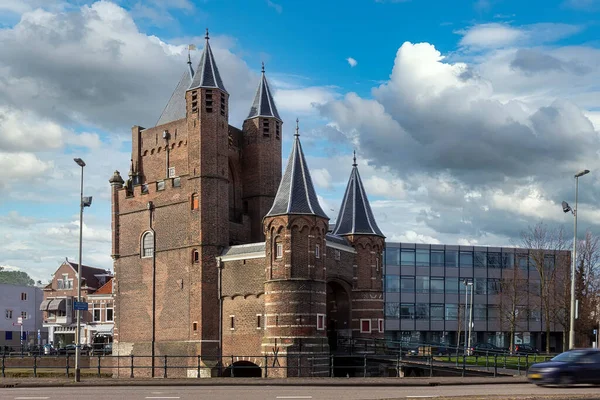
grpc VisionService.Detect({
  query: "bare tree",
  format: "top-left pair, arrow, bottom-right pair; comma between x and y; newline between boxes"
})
518,222 -> 568,353
575,230 -> 600,347
498,265 -> 528,354
549,252 -> 571,351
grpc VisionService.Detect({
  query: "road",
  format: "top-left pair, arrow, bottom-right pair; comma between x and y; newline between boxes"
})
2,384 -> 600,400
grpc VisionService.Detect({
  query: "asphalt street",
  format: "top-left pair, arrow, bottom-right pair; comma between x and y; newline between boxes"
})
2,384 -> 600,400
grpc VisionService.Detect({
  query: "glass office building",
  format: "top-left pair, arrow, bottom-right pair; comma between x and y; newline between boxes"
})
383,242 -> 569,352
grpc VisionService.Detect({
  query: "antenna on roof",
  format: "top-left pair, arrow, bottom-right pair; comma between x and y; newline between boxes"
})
353,150 -> 357,167
205,28 -> 209,40
261,62 -> 265,73
295,118 -> 300,137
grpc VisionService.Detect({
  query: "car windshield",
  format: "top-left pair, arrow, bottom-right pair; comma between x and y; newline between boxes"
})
551,350 -> 587,363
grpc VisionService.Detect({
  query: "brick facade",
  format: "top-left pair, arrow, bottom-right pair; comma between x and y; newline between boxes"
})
110,38 -> 384,378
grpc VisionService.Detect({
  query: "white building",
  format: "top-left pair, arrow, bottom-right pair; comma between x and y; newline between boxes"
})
0,283 -> 47,349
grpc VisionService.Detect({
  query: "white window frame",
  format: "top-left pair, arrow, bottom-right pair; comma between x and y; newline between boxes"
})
315,244 -> 320,259
106,306 -> 114,322
360,319 -> 371,333
230,315 -> 235,330
21,292 -> 27,301
168,167 -> 176,178
276,243 -> 283,259
317,314 -> 325,331
21,311 -> 27,319
142,231 -> 154,258
256,314 -> 262,330
92,303 -> 101,322
5,309 -> 12,319
378,319 -> 384,333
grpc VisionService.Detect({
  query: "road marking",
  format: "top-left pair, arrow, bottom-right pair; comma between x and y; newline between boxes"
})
145,398 -> 180,399
275,397 -> 313,400
15,397 -> 50,400
406,397 -> 438,399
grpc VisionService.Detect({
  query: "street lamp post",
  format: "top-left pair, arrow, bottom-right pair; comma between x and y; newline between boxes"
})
562,169 -> 590,350
73,158 -> 92,382
467,281 -> 474,352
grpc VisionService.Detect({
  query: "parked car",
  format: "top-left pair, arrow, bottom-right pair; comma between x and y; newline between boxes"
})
91,343 -> 113,356
469,343 -> 508,356
514,344 -> 538,355
528,349 -> 600,386
57,344 -> 77,355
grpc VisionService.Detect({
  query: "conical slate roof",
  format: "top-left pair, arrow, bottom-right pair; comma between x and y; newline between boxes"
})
246,64 -> 281,121
266,121 -> 328,219
332,154 -> 384,237
188,30 -> 227,93
156,56 -> 194,126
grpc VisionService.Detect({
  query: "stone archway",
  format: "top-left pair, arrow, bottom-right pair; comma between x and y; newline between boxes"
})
326,280 -> 351,351
222,361 -> 262,377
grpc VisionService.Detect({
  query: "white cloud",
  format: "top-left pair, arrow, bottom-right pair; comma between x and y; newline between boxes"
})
312,168 -> 333,190
275,86 -> 339,115
0,152 -> 53,187
346,57 -> 358,67
458,23 -> 582,49
459,23 -> 524,48
267,0 -> 282,13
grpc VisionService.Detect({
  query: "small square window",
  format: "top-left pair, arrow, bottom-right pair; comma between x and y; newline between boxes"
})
276,243 -> 283,259
21,311 -> 27,319
315,244 -> 320,259
360,319 -> 371,333
193,321 -> 198,331
317,314 -> 325,331
156,181 -> 165,191
173,177 -> 181,188
141,184 -> 149,194
168,167 -> 176,178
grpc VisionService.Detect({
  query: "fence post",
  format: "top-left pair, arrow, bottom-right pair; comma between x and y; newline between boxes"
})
33,354 -> 37,378
197,355 -> 201,379
461,355 -> 465,377
494,354 -> 497,377
264,355 -> 268,378
363,353 -> 367,377
330,354 -> 334,377
503,353 -> 507,368
163,355 -> 168,378
517,355 -> 521,375
97,356 -> 101,378
297,354 -> 301,377
1,353 -> 5,378
396,353 -> 400,378
130,354 -> 134,378
66,354 -> 70,377
525,354 -> 529,372
429,355 -> 433,377
231,355 -> 235,378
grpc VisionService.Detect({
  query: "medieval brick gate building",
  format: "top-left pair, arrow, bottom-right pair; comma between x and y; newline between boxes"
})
109,31 -> 385,378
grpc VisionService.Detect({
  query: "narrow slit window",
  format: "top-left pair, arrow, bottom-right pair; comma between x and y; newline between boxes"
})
193,250 -> 200,263
191,193 -> 199,210
256,314 -> 262,329
192,321 -> 198,331
317,314 -> 325,331
315,244 -> 320,259
230,315 -> 235,330
276,243 -> 283,259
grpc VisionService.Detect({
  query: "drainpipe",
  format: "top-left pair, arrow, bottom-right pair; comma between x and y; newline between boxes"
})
148,201 -> 156,377
217,257 -> 223,373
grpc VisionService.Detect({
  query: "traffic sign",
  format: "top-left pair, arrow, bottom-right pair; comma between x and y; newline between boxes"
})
74,301 -> 88,311
594,329 -> 597,335
17,316 -> 23,324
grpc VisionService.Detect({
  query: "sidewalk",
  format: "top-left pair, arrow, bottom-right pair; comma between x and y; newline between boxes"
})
1,376 -> 529,388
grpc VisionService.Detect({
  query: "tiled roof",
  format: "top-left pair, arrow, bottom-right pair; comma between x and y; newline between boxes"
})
188,32 -> 227,93
93,278 -> 113,295
332,156 -> 384,237
325,233 -> 350,247
246,65 -> 281,121
66,261 -> 112,290
266,123 -> 328,219
156,59 -> 194,126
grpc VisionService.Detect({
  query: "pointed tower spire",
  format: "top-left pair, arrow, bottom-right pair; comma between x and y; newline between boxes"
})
156,49 -> 195,126
266,121 -> 328,218
188,28 -> 227,93
332,153 -> 384,237
246,62 -> 281,121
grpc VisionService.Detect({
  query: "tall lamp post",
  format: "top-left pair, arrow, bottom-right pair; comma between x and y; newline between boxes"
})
562,169 -> 590,350
74,158 -> 92,382
467,281 -> 474,352
463,279 -> 474,354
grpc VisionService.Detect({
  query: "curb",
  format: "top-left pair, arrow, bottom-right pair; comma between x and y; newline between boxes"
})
1,378 -> 530,388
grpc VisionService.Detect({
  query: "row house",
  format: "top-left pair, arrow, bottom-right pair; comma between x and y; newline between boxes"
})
40,259 -> 114,348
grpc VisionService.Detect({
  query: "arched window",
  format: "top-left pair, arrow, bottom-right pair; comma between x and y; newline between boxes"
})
141,231 -> 154,258
192,249 -> 200,263
274,237 -> 282,259
191,193 -> 199,210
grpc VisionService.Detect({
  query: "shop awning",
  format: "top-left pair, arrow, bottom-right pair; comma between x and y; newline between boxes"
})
48,298 -> 66,311
39,299 -> 52,311
91,325 -> 114,334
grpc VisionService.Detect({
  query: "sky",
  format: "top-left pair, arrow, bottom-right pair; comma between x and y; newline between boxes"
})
1,0 -> 600,283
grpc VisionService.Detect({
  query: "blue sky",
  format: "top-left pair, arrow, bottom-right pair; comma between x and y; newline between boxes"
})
2,0 -> 600,282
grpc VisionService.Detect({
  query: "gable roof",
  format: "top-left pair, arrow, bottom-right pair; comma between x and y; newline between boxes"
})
246,65 -> 281,121
188,31 -> 227,93
65,260 -> 112,290
266,122 -> 328,219
92,278 -> 113,295
332,155 -> 384,237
